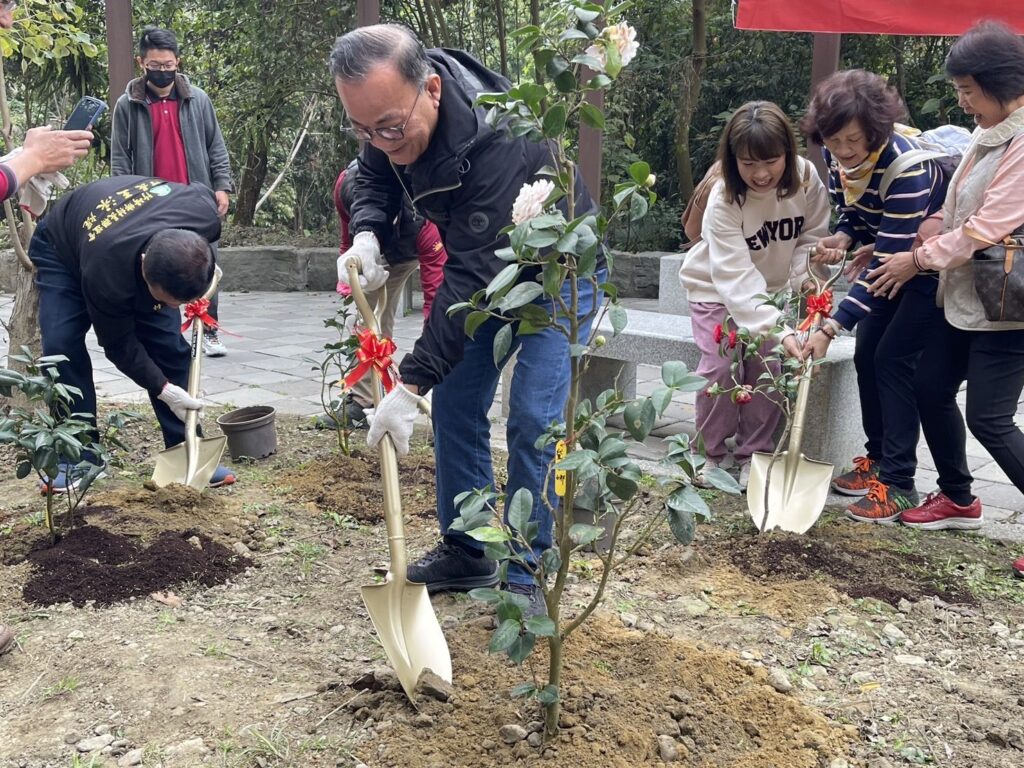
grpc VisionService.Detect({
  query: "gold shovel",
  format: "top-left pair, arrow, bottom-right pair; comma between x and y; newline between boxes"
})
346,261 -> 452,700
152,267 -> 227,491
746,252 -> 848,533
746,355 -> 834,534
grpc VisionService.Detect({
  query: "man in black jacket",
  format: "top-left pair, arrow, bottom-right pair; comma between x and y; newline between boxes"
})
330,24 -> 603,618
29,176 -> 235,491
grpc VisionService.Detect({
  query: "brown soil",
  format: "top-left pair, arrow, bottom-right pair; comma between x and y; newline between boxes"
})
23,525 -> 248,607
352,616 -> 850,768
281,449 -> 437,522
1,412 -> 1023,768
722,525 -> 974,607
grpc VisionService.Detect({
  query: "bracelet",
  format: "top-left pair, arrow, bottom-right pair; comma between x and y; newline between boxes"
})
911,248 -> 924,272
817,326 -> 836,340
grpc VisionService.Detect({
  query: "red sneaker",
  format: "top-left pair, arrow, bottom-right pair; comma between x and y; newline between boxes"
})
831,456 -> 878,496
1013,556 -> 1024,579
900,492 -> 983,531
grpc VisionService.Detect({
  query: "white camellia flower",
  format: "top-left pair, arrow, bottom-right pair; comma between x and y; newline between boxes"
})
511,179 -> 555,225
584,21 -> 639,72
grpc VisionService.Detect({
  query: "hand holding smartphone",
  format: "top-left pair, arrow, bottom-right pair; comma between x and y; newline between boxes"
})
63,96 -> 107,131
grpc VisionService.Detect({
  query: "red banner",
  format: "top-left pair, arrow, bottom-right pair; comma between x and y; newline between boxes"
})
736,1 -> 1024,36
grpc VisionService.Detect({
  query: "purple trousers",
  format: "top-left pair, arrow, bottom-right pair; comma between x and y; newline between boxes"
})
690,301 -> 782,461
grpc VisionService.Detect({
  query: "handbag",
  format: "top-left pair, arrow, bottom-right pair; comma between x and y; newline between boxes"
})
970,225 -> 1024,322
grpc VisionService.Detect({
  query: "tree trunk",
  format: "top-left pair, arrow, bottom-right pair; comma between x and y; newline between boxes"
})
674,0 -> 708,201
3,264 -> 41,404
232,132 -> 271,227
494,0 -> 509,78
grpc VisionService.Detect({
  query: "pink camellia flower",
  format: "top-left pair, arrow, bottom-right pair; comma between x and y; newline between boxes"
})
511,179 -> 555,225
727,330 -> 738,349
734,386 -> 754,405
584,21 -> 639,72
712,324 -> 724,344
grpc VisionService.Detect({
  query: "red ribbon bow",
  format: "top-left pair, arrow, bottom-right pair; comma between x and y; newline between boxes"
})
342,327 -> 397,394
798,290 -> 834,332
181,299 -> 240,336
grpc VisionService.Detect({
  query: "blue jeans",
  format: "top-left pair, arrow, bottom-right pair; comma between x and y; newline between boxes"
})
29,219 -> 192,452
432,273 -> 604,585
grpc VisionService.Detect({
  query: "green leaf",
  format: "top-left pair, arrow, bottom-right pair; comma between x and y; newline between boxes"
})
500,282 -> 545,311
525,615 -> 556,637
464,311 -> 490,340
507,488 -> 533,534
486,263 -> 522,298
610,304 -> 627,335
921,97 -> 941,115
511,682 -> 537,698
650,386 -> 673,415
629,161 -> 652,185
469,587 -> 503,605
579,101 -> 605,129
554,69 -> 577,93
569,523 -> 603,545
622,398 -> 656,441
536,684 -> 560,705
467,526 -> 511,543
523,229 -> 559,248
507,631 -> 536,664
668,505 -> 697,545
489,619 -> 522,653
555,450 -> 595,471
493,324 -> 513,367
573,7 -> 601,22
542,104 -> 567,138
541,547 -> 561,575
629,192 -> 650,221
543,260 -> 565,297
606,472 -> 637,501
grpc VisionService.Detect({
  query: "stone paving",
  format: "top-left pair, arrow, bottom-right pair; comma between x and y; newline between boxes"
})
1,290 -> 1021,544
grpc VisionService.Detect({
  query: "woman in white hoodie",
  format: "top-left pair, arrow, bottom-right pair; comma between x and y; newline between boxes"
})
680,101 -> 831,488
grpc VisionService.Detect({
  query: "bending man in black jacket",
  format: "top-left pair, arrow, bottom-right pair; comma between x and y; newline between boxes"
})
29,176 -> 236,492
330,25 -> 603,619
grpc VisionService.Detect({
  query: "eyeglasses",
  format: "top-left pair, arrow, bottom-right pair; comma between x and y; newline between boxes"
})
342,87 -> 422,142
144,63 -> 178,72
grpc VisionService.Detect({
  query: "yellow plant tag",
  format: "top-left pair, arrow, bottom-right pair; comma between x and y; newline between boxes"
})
555,439 -> 567,497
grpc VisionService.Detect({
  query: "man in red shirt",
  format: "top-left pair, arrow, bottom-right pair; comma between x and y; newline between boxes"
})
111,26 -> 233,357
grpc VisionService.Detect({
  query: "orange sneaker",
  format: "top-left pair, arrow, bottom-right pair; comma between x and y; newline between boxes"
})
831,456 -> 878,496
845,479 -> 919,524
900,492 -> 983,531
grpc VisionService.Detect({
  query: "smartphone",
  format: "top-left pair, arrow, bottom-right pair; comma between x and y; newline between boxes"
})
63,96 -> 107,131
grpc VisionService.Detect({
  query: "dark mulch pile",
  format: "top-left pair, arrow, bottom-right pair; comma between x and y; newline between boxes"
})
727,534 -> 974,607
23,524 -> 249,607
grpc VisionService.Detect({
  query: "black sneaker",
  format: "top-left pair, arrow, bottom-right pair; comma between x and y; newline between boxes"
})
503,582 -> 548,620
407,540 -> 498,594
314,395 -> 368,430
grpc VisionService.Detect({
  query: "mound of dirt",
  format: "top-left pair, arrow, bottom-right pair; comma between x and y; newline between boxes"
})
340,617 -> 851,767
724,528 -> 973,606
282,450 -> 437,522
23,524 -> 249,607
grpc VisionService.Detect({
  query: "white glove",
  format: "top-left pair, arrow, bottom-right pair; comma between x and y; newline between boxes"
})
0,147 -> 69,217
158,382 -> 205,422
366,384 -> 421,457
338,231 -> 388,292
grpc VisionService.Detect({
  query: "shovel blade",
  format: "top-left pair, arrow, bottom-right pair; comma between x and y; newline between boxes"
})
152,436 -> 227,491
362,578 -> 452,699
747,451 -> 834,534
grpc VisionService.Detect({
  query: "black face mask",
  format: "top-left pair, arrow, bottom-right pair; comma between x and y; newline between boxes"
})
146,70 -> 176,89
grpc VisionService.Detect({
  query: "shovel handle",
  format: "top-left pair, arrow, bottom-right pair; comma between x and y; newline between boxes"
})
346,261 -> 417,582
182,266 -> 224,481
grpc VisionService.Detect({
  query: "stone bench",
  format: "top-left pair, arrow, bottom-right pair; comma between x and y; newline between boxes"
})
581,308 -> 864,472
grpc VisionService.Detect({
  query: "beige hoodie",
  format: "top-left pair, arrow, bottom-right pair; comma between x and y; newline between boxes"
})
679,156 -> 831,337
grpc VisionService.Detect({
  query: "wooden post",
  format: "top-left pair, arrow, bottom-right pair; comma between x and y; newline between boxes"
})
579,88 -> 603,204
808,33 -> 841,179
106,0 -> 134,108
357,0 -> 381,27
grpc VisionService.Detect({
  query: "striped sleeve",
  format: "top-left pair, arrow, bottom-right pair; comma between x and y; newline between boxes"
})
831,141 -> 946,330
0,163 -> 17,202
